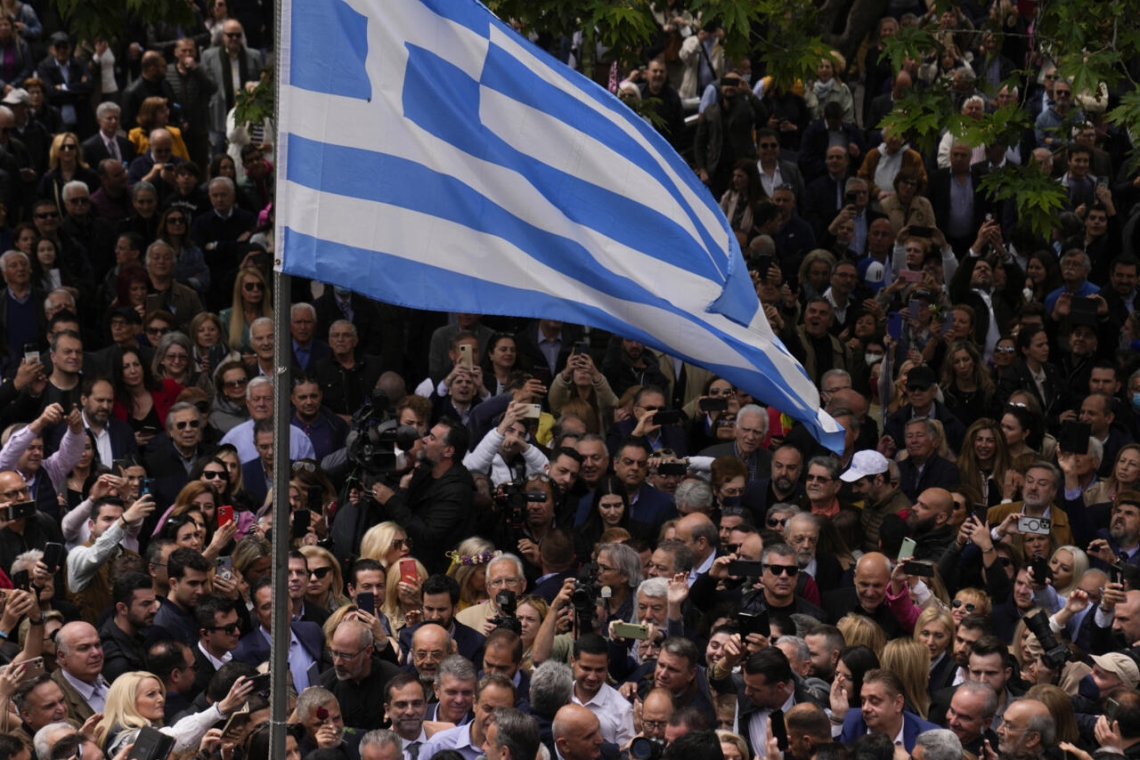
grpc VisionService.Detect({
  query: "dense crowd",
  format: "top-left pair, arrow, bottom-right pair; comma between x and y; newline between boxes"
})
0,4 -> 1135,760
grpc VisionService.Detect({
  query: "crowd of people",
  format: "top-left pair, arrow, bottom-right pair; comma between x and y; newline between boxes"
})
0,3 -> 1135,760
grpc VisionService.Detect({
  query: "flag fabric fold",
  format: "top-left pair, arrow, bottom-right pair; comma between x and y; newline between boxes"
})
275,0 -> 844,452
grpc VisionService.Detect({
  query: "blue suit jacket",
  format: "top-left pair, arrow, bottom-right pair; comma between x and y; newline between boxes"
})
241,459 -> 270,506
233,621 -> 326,667
839,709 -> 938,752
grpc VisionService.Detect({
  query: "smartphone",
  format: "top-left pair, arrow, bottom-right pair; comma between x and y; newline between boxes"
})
908,225 -> 933,238
984,213 -> 994,223
901,561 -> 934,578
899,269 -> 923,283
1097,176 -> 1108,190
699,397 -> 729,412
523,403 -> 542,420
42,542 -> 63,572
1018,516 -> 1052,535
248,673 -> 271,695
22,343 -> 38,365
126,726 -> 176,760
58,389 -> 72,412
573,341 -> 590,355
215,556 -> 233,580
291,508 -> 311,539
399,558 -> 419,585
738,610 -> 771,638
654,410 -> 684,425
216,505 -> 234,528
908,299 -> 921,321
1111,563 -> 1125,586
887,312 -> 903,340
307,486 -> 323,512
356,591 -> 376,616
8,501 -> 36,520
306,661 -> 322,688
657,461 -> 687,477
941,312 -> 955,335
1059,421 -> 1091,456
973,506 -> 989,525
17,656 -> 45,684
139,478 -> 155,497
1106,697 -> 1121,723
458,343 -> 474,370
10,570 -> 30,592
726,560 -> 765,577
845,191 -> 858,205
1029,554 -> 1053,584
612,622 -> 650,640
769,709 -> 789,753
898,537 -> 917,561
220,701 -> 250,735
145,294 -> 163,315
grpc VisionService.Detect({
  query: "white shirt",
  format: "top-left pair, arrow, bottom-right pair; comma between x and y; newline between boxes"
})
83,410 -> 113,465
219,419 -> 315,463
758,161 -> 785,198
572,683 -> 635,746
197,641 -> 233,671
742,691 -> 795,752
687,550 -> 716,586
61,669 -> 109,713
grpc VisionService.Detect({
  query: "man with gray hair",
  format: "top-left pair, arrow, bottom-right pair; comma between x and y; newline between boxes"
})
320,618 -> 402,731
431,654 -> 479,725
290,302 -> 330,373
59,179 -> 116,280
484,707 -> 541,760
698,403 -> 772,483
912,728 -> 962,760
945,680 -> 998,755
144,401 -> 212,506
995,698 -> 1056,757
316,318 -> 386,419
144,240 -> 202,330
785,513 -> 843,591
673,480 -> 713,516
647,539 -> 694,580
674,512 -> 718,585
127,128 -> 182,195
32,722 -> 75,760
456,554 -> 528,632
0,248 -> 45,374
190,174 -> 256,306
82,101 -> 135,164
220,376 -> 316,463
529,662 -> 574,756
361,729 -> 403,760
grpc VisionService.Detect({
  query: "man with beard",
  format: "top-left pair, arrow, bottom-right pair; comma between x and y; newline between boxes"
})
986,461 -> 1074,547
544,447 -> 582,528
693,73 -> 762,199
399,575 -> 484,662
100,572 -> 160,680
906,488 -> 956,561
841,451 -> 910,552
320,619 -> 403,731
785,513 -> 843,591
369,417 -> 476,575
742,443 -> 807,516
1088,495 -> 1140,570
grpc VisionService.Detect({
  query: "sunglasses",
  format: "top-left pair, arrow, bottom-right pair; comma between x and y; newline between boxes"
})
767,517 -> 788,527
291,461 -> 316,473
995,346 -> 1016,353
205,623 -> 242,635
224,378 -> 248,388
392,537 -> 414,550
952,600 -> 976,612
34,211 -> 59,219
765,564 -> 800,577
173,419 -> 200,430
167,217 -> 186,224
202,470 -> 229,480
59,144 -> 77,151
310,566 -> 333,579
243,282 -> 264,292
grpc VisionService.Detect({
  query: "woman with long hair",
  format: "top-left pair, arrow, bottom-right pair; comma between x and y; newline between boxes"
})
710,456 -> 747,507
913,606 -> 955,698
549,349 -> 618,435
111,346 -> 183,449
119,181 -> 161,243
219,266 -> 273,353
957,418 -> 1011,507
719,159 -> 766,244
360,521 -> 411,570
63,431 -> 100,511
997,325 -> 1063,419
37,133 -> 98,210
881,169 -> 935,234
828,644 -> 880,723
152,332 -> 210,396
515,594 -> 547,674
880,638 -> 930,717
797,250 -> 837,304
446,537 -> 496,610
0,17 -> 32,89
1023,251 -> 1063,305
381,556 -> 426,636
127,97 -> 190,159
576,473 -> 632,560
940,341 -> 994,428
29,236 -> 80,298
94,670 -> 253,754
482,332 -> 518,396
686,376 -> 739,452
300,545 -> 349,612
1084,443 -> 1140,506
157,207 -> 210,297
210,360 -> 250,435
110,262 -> 150,318
990,335 -> 1018,385
189,311 -> 237,380
1000,404 -> 1043,461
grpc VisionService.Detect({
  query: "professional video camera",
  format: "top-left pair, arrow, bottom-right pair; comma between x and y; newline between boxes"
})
628,737 -> 664,760
571,562 -> 605,636
493,481 -> 548,542
1025,610 -> 1071,670
490,590 -> 522,635
345,391 -> 421,476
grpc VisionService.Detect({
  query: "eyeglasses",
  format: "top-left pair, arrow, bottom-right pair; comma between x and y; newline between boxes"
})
173,419 -> 200,430
224,378 -> 248,388
330,648 -> 365,661
392,537 -> 414,550
805,474 -> 833,483
165,353 -> 188,362
34,211 -> 59,219
147,326 -> 172,336
224,32 -> 242,38
952,600 -> 976,612
642,721 -> 667,731
291,461 -> 316,473
244,282 -> 264,292
765,564 -> 800,577
202,470 -> 229,480
310,566 -> 333,579
205,623 -> 241,635
489,576 -> 523,588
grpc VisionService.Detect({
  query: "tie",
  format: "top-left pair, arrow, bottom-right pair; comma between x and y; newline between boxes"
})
338,297 -> 353,322
408,742 -> 421,760
108,138 -> 120,162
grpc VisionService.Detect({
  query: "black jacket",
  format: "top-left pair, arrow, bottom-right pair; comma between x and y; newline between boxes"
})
383,462 -> 476,575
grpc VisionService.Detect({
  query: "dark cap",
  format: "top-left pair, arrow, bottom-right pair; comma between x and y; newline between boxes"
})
109,307 -> 142,325
49,31 -> 70,47
905,365 -> 937,389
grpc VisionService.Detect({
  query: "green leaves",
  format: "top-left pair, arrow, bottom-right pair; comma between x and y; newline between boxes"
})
978,163 -> 1067,241
50,0 -> 196,44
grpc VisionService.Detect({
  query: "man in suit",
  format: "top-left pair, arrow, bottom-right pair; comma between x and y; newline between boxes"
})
80,102 -> 136,167
234,578 -> 326,690
803,145 -> 852,239
884,365 -> 966,457
838,669 -> 938,752
51,622 -> 111,724
895,417 -> 959,503
399,574 -> 486,662
190,594 -> 241,700
942,681 -> 1000,756
201,19 -> 264,156
785,513 -> 843,592
144,403 -> 215,509
35,32 -> 94,136
723,647 -> 826,759
822,553 -> 906,637
755,127 -> 805,207
290,302 -> 331,373
928,141 -> 991,256
190,177 -> 257,309
798,101 -> 864,185
605,386 -> 688,458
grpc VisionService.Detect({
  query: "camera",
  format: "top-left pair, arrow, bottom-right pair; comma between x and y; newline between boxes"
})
629,737 -> 664,760
490,589 -> 522,635
494,481 -> 548,542
346,391 -> 421,476
571,564 -> 600,635
1018,517 -> 1051,535
1024,611 -> 1070,670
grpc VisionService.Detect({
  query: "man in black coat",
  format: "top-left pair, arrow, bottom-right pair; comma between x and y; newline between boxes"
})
35,33 -> 95,136
927,141 -> 991,256
81,102 -> 137,167
370,418 -> 476,575
636,59 -> 686,153
883,366 -> 966,455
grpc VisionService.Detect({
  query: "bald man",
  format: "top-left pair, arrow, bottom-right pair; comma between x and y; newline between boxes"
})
908,488 -> 956,561
553,704 -> 604,760
996,699 -> 1055,756
821,553 -> 904,637
674,513 -> 718,584
51,621 -> 109,722
639,688 -> 675,742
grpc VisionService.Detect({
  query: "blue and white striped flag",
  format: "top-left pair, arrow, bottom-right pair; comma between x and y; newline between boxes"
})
275,0 -> 843,451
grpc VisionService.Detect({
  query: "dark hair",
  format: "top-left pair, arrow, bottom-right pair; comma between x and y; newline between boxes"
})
572,633 -> 609,659
663,730 -> 724,760
112,571 -> 154,608
490,708 -> 540,760
422,574 -> 460,605
957,613 -> 993,634
838,645 -> 880,707
168,546 -> 212,579
742,647 -> 793,684
147,639 -> 190,682
969,634 -> 1008,662
195,593 -> 237,629
350,558 -> 385,587
850,732 -> 895,760
435,416 -> 469,458
385,672 -> 428,703
207,660 -> 257,702
582,473 -> 630,542
484,629 -> 524,664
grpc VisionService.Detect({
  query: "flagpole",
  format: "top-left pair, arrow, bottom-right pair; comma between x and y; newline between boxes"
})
270,0 -> 292,755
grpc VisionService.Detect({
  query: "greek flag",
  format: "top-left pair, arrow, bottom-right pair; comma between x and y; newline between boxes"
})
275,0 -> 843,451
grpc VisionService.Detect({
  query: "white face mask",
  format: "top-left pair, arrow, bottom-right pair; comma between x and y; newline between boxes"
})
864,353 -> 884,365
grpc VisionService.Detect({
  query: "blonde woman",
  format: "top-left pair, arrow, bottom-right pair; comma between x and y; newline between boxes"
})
95,670 -> 254,754
913,606 -> 955,698
880,638 -> 930,718
360,521 -> 411,570
837,613 -> 886,657
446,537 -> 497,610
950,588 -> 991,625
381,557 -> 426,636
300,545 -> 349,612
218,266 -> 272,353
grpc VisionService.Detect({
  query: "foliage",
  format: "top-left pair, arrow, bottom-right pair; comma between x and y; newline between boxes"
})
234,68 -> 275,127
49,0 -> 196,44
